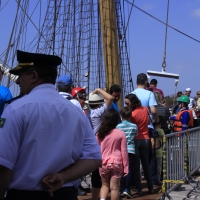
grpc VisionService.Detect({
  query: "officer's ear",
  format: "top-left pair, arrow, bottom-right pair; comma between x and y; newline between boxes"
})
30,70 -> 39,83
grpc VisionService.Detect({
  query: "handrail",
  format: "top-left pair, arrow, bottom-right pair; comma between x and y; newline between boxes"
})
160,127 -> 200,199
166,126 -> 200,137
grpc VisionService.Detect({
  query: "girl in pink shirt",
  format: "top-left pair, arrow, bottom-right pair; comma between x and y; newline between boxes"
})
96,109 -> 129,200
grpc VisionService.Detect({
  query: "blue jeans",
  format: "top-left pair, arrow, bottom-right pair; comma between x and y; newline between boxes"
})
133,139 -> 153,192
149,149 -> 158,184
120,153 -> 135,191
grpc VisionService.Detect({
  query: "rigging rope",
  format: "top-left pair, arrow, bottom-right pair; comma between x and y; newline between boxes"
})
0,0 -> 10,12
112,0 -> 134,88
0,0 -> 134,96
125,0 -> 200,43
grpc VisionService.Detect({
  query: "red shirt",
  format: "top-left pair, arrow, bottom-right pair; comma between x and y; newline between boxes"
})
131,106 -> 149,140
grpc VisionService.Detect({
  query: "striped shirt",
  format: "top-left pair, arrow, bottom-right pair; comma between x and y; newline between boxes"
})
116,120 -> 138,154
156,105 -> 170,118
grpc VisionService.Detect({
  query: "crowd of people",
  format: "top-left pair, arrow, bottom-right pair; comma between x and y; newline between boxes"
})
0,50 -> 199,200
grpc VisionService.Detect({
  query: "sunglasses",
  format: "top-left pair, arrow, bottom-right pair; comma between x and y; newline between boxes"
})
197,94 -> 200,95
77,93 -> 87,100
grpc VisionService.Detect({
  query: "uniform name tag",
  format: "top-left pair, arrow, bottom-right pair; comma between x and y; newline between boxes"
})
0,118 -> 6,128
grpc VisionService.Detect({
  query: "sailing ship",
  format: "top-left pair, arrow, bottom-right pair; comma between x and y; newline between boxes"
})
0,0 -> 134,107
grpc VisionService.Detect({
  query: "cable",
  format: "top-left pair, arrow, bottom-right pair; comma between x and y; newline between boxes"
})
162,0 -> 170,72
125,0 -> 200,43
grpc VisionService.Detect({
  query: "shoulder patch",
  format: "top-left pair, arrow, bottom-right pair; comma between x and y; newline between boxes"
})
0,118 -> 6,128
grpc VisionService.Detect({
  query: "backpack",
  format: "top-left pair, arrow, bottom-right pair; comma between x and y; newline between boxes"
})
149,129 -> 161,149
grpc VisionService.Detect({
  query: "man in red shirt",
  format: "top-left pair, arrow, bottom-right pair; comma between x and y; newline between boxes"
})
149,79 -> 164,100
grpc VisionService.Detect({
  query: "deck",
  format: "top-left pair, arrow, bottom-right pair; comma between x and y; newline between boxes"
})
78,178 -> 163,200
78,173 -> 200,200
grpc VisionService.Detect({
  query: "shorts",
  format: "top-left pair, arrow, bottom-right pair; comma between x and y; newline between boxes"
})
99,163 -> 123,178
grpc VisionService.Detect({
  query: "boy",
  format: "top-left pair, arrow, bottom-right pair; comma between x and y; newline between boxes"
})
116,107 -> 138,198
153,121 -> 165,185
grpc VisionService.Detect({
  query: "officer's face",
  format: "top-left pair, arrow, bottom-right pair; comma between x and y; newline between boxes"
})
16,71 -> 33,94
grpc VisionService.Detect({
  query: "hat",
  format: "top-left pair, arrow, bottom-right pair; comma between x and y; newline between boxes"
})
9,50 -> 62,75
177,95 -> 190,104
57,74 -> 73,86
185,88 -> 191,92
72,87 -> 86,98
85,93 -> 104,105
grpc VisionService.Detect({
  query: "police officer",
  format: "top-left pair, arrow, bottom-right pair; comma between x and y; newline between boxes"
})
0,50 -> 101,200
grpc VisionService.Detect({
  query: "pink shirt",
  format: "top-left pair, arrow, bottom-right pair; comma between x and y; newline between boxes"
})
97,129 -> 129,174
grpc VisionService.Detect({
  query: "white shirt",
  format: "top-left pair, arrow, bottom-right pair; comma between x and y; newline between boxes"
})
59,92 -> 82,111
188,97 -> 196,109
86,103 -> 108,134
0,84 -> 101,190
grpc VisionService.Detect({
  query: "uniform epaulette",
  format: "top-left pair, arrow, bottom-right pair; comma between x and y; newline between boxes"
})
5,94 -> 24,104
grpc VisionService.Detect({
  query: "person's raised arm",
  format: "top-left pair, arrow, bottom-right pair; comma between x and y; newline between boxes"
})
92,88 -> 114,108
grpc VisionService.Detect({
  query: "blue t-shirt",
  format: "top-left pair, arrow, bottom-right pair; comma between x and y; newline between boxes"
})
110,102 -> 122,122
0,86 -> 12,117
110,102 -> 120,112
131,88 -> 157,128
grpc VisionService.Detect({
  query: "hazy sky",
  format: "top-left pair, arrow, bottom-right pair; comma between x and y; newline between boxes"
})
0,0 -> 200,97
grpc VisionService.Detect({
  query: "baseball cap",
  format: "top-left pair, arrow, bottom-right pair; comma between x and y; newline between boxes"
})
185,88 -> 191,92
57,74 -> 73,86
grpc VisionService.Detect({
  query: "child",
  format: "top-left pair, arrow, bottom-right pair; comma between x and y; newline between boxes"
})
96,109 -> 129,200
116,107 -> 138,198
153,121 -> 165,185
85,88 -> 114,200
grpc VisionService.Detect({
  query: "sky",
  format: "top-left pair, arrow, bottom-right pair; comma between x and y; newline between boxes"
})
0,0 -> 200,97
127,0 -> 200,97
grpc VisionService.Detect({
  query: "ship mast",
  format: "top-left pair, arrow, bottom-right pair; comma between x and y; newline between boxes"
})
99,0 -> 123,108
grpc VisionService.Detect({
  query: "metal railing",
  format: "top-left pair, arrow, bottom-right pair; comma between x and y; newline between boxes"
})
161,127 -> 200,199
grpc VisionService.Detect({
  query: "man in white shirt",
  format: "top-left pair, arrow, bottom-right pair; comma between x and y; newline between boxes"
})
185,88 -> 196,109
57,75 -> 83,111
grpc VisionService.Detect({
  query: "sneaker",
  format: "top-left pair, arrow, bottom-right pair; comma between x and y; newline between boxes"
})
148,189 -> 154,194
119,192 -> 125,197
123,189 -> 133,199
136,190 -> 142,196
79,185 -> 91,193
154,180 -> 162,186
77,186 -> 87,196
